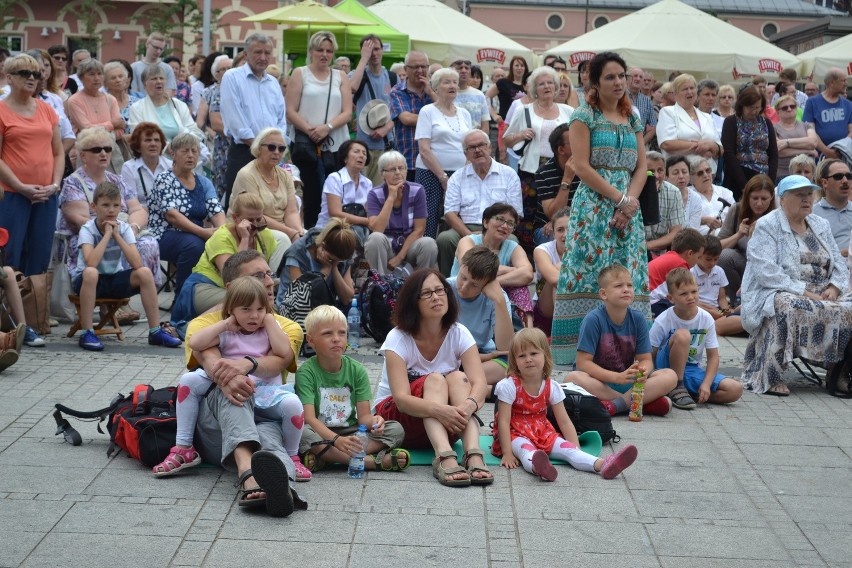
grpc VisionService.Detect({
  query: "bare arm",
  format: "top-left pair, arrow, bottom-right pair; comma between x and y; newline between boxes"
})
188,317 -> 227,351
443,211 -> 472,237
496,245 -> 534,287
417,138 -> 446,182
533,246 -> 560,286
647,223 -> 682,251
61,200 -> 92,233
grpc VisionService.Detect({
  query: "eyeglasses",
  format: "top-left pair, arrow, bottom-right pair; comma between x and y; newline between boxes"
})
248,270 -> 275,280
264,144 -> 286,153
695,168 -> 713,176
418,286 -> 447,300
382,166 -> 406,174
464,142 -> 489,153
451,60 -> 471,67
828,172 -> 852,181
13,70 -> 42,80
405,64 -> 428,71
778,105 -> 796,111
83,146 -> 113,154
52,55 -> 67,62
492,215 -> 517,229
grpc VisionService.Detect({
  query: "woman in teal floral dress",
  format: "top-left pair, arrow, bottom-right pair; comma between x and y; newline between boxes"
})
551,52 -> 650,365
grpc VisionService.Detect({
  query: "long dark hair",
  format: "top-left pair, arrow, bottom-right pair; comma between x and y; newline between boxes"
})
739,174 -> 776,224
586,51 -> 633,117
735,85 -> 765,117
199,51 -> 224,88
393,268 -> 458,335
508,55 -> 530,89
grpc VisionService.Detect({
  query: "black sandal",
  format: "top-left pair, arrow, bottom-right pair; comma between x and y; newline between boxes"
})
235,469 -> 266,509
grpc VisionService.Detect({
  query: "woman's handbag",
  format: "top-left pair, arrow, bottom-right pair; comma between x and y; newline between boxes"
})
639,171 -> 660,226
290,68 -> 338,180
511,107 -> 532,158
17,271 -> 52,335
49,234 -> 76,323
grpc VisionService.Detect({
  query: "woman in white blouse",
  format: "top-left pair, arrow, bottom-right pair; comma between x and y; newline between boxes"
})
120,122 -> 172,210
657,73 -> 722,176
414,67 -> 472,239
316,139 -> 373,245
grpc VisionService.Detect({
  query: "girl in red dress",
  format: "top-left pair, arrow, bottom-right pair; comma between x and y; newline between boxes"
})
494,328 -> 638,481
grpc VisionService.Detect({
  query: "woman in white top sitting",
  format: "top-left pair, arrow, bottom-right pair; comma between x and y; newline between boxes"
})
373,268 -> 493,487
532,207 -> 569,336
689,156 -> 734,236
414,67 -> 472,239
503,66 -> 573,251
120,122 -> 172,210
316,139 -> 373,246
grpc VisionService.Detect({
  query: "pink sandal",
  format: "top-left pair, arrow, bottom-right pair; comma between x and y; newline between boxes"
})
292,455 -> 312,482
152,445 -> 202,478
600,444 -> 638,479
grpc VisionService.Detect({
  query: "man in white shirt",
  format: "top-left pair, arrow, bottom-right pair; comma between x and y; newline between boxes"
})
219,33 -> 287,210
437,129 -> 522,275
130,32 -> 177,94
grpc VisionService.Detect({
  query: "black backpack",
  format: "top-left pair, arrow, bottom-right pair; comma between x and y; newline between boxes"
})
278,271 -> 334,356
53,384 -> 178,468
546,386 -> 619,443
358,269 -> 404,343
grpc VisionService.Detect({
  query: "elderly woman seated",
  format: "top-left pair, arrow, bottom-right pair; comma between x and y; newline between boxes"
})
148,132 -> 225,295
741,175 -> 852,396
364,151 -> 438,275
231,127 -> 305,272
169,192 -> 278,333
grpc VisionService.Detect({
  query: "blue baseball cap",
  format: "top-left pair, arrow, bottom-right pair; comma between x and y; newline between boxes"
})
777,175 -> 820,196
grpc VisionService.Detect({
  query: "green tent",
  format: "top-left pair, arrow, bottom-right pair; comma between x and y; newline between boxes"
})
282,0 -> 410,68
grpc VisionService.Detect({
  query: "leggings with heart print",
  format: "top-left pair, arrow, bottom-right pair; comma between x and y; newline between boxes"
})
176,370 -> 304,456
510,436 -> 598,475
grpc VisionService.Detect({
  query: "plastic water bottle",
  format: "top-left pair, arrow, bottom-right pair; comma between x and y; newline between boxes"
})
629,372 -> 645,422
347,425 -> 368,478
347,299 -> 361,348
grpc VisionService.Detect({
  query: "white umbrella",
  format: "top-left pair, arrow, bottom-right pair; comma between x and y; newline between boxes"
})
545,0 -> 801,79
369,0 -> 534,67
797,34 -> 852,81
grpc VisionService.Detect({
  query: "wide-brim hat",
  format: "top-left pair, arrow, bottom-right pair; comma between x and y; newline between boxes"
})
359,99 -> 391,136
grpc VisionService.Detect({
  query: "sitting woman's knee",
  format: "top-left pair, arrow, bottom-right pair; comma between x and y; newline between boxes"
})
445,370 -> 470,385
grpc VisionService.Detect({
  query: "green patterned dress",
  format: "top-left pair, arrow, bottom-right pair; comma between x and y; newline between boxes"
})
551,106 -> 651,365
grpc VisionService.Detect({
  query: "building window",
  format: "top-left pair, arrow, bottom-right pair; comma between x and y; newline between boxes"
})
0,35 -> 23,54
546,13 -> 564,32
593,16 -> 610,29
222,45 -> 244,59
761,22 -> 779,39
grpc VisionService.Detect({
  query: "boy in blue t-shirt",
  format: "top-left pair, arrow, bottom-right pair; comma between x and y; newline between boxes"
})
73,182 -> 181,352
447,246 -> 513,387
566,265 -> 678,417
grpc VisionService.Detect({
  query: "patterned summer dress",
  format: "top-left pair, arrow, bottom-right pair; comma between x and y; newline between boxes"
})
742,226 -> 852,393
551,106 -> 650,365
203,83 -> 232,198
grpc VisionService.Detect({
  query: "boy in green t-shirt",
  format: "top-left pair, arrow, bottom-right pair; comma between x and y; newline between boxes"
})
296,306 -> 409,472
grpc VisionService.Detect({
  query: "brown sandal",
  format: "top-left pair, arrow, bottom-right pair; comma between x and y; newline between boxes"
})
432,450 -> 470,487
462,448 -> 494,486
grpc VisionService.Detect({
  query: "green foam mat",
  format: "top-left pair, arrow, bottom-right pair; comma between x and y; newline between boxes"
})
407,431 -> 603,466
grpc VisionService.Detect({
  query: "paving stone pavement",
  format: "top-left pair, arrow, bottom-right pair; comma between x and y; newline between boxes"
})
0,297 -> 850,567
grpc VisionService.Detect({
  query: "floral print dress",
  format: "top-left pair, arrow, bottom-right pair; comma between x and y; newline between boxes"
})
203,83 -> 232,198
551,106 -> 650,365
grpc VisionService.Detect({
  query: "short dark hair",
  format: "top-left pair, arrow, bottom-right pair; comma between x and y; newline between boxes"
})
222,250 -> 263,284
666,154 -> 690,176
703,234 -> 722,257
360,34 -> 382,48
93,181 -> 121,204
337,139 -> 371,169
48,45 -> 68,57
735,85 -> 765,117
461,245 -> 499,282
163,56 -> 182,66
482,202 -> 518,226
671,228 -> 705,254
548,123 -> 570,155
393,268 -> 458,335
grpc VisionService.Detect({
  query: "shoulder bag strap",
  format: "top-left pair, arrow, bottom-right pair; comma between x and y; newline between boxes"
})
72,172 -> 94,204
136,167 -> 148,199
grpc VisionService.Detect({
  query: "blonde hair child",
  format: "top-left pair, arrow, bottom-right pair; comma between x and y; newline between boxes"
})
493,328 -> 638,481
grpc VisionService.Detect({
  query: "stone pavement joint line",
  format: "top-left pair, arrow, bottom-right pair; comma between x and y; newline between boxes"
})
0,316 -> 849,567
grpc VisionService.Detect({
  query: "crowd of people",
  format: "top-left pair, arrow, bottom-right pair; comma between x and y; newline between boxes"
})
0,30 -> 851,517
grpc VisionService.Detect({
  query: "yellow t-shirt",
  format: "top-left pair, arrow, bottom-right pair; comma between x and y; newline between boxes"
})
184,311 -> 303,382
192,224 -> 278,288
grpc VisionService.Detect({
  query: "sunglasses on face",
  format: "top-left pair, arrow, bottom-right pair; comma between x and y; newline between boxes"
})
13,70 -> 42,80
83,146 -> 113,154
52,55 -> 67,62
778,105 -> 796,111
264,144 -> 286,153
452,60 -> 471,67
828,172 -> 852,181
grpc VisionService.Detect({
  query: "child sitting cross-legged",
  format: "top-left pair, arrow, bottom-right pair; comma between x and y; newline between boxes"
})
73,181 -> 182,352
494,328 -> 638,481
566,264 -> 678,417
153,276 -> 309,482
295,305 -> 410,473
649,268 -> 743,405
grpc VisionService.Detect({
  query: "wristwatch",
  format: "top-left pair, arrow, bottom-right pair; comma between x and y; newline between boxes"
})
440,173 -> 449,182
244,355 -> 258,375
326,123 -> 334,131
559,182 -> 571,191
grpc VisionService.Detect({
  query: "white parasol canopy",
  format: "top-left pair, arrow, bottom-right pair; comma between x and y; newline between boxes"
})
797,33 -> 852,81
545,0 -> 801,79
369,0 -> 534,68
